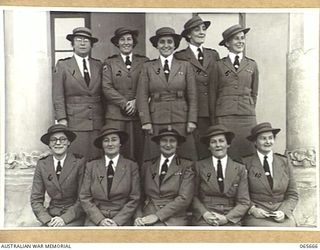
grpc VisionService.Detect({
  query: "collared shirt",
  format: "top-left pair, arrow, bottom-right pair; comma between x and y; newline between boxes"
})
105,154 -> 120,172
159,154 -> 175,175
121,53 -> 133,64
189,43 -> 204,59
74,53 -> 91,77
53,154 -> 67,172
160,54 -> 173,70
212,155 -> 228,177
228,52 -> 243,65
257,150 -> 274,176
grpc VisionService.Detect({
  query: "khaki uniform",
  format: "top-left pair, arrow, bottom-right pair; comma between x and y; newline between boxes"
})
102,54 -> 149,165
52,56 -> 104,159
79,155 -> 140,226
137,155 -> 195,226
30,153 -> 85,226
241,153 -> 299,227
192,156 -> 250,226
175,47 -> 220,160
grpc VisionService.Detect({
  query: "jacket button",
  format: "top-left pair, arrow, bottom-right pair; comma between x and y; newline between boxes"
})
88,105 -> 92,109
204,74 -> 208,77
234,86 -> 238,89
203,82 -> 208,86
204,92 -> 208,96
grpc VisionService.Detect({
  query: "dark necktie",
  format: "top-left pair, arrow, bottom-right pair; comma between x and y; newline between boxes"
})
107,160 -> 114,195
159,158 -> 169,184
217,159 -> 224,193
263,156 -> 273,189
83,58 -> 90,86
163,59 -> 170,81
233,55 -> 240,71
197,48 -> 204,66
125,56 -> 131,70
56,160 -> 62,180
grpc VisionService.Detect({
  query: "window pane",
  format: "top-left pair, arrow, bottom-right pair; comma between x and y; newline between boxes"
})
54,18 -> 85,50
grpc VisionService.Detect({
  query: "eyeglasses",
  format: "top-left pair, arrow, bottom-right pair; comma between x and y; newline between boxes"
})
74,37 -> 91,43
49,137 -> 68,144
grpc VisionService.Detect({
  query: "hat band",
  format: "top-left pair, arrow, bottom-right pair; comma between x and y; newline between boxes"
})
74,31 -> 92,37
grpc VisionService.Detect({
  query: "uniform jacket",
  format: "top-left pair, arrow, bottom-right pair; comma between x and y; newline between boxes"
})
136,58 -> 197,125
52,56 -> 104,131
136,155 -> 195,226
192,156 -> 250,224
30,153 -> 85,225
79,155 -> 140,226
242,152 -> 299,217
175,47 -> 219,122
211,56 -> 259,118
102,53 -> 149,121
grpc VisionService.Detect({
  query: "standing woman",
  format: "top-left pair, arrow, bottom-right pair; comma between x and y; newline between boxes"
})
175,15 -> 220,160
242,122 -> 299,227
192,125 -> 250,226
52,27 -> 104,160
134,128 -> 195,226
137,27 -> 198,160
102,27 -> 149,165
79,125 -> 140,226
211,24 -> 258,160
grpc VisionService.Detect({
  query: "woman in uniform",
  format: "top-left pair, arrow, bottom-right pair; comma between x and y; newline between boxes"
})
136,27 -> 198,161
79,125 -> 140,226
175,15 -> 220,160
192,124 -> 250,226
134,128 -> 194,226
242,122 -> 299,227
102,27 -> 149,165
211,24 -> 258,160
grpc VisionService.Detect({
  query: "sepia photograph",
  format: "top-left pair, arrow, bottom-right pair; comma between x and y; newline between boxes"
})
0,2 -> 319,243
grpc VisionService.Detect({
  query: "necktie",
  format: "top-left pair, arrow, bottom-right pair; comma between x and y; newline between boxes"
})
263,156 -> 273,189
159,158 -> 169,184
163,59 -> 170,81
197,48 -> 204,66
107,160 -> 114,195
125,56 -> 131,70
83,58 -> 90,86
56,161 -> 62,180
217,159 -> 224,193
233,55 -> 240,71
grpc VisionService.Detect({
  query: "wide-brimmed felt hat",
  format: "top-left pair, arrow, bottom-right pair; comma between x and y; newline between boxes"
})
40,124 -> 76,145
66,27 -> 98,44
247,122 -> 281,142
110,27 -> 139,46
94,125 -> 129,149
200,124 -> 235,145
181,16 -> 211,38
151,127 -> 186,144
149,27 -> 182,49
219,24 -> 250,46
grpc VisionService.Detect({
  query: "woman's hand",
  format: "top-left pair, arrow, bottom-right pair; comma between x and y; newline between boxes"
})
58,119 -> 68,126
203,211 -> 218,226
272,210 -> 285,223
140,214 -> 159,225
187,122 -> 196,133
142,123 -> 153,135
249,206 -> 270,219
99,218 -> 118,226
47,216 -> 65,227
134,217 -> 145,226
213,213 -> 228,226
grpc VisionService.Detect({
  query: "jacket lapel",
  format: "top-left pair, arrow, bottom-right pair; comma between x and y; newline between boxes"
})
161,156 -> 180,184
203,157 -> 220,192
151,59 -> 167,86
44,155 -> 61,191
96,158 -> 109,199
185,47 -> 204,71
252,153 -> 273,193
224,157 -> 238,193
272,154 -> 284,191
222,57 -> 237,74
59,153 -> 75,185
131,54 -> 143,72
68,56 -> 89,89
151,158 -> 160,188
237,57 -> 249,73
110,155 -> 127,195
167,58 -> 180,83
202,48 -> 213,72
88,58 -> 101,90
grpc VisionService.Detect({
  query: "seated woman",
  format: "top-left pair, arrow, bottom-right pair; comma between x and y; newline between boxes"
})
242,122 -> 299,227
79,125 -> 140,226
192,124 -> 250,226
134,127 -> 195,226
